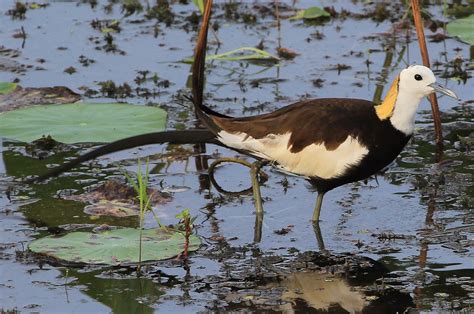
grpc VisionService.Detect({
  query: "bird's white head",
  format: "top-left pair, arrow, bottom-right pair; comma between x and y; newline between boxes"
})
377,64 -> 458,135
399,65 -> 458,100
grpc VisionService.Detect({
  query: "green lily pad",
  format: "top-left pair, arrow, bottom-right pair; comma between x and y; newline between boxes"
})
29,228 -> 200,265
0,103 -> 166,143
447,14 -> 474,45
0,82 -> 17,94
290,7 -> 330,20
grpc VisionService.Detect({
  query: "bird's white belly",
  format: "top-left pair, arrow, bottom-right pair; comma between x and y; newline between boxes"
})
217,131 -> 369,179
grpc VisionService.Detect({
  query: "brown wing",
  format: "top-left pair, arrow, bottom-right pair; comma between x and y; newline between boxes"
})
211,98 -> 377,152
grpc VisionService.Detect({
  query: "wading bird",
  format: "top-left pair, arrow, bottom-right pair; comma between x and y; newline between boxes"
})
31,0 -> 458,222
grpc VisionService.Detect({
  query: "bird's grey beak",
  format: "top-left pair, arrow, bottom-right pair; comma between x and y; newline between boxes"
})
429,83 -> 459,100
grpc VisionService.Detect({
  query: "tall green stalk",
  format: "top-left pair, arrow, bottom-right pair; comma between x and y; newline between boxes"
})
124,158 -> 156,271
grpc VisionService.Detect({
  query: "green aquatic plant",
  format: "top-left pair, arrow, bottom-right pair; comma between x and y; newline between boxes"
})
28,158 -> 201,266
289,6 -> 330,21
192,0 -> 204,14
176,209 -> 197,258
447,14 -> 474,45
28,228 -> 201,266
0,103 -> 167,143
184,47 -> 279,64
0,82 -> 17,94
123,159 -> 160,270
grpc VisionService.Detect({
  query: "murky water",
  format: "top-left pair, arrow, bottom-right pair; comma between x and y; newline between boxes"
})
0,0 -> 473,312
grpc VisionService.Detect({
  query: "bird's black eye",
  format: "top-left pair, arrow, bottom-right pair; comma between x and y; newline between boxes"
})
414,74 -> 422,81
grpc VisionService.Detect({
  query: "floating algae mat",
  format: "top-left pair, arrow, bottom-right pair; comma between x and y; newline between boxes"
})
0,103 -> 167,143
29,228 -> 200,266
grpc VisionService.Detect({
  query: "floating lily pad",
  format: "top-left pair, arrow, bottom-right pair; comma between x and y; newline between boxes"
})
0,103 -> 167,143
290,7 -> 330,20
29,228 -> 201,265
447,14 -> 474,45
0,82 -> 17,94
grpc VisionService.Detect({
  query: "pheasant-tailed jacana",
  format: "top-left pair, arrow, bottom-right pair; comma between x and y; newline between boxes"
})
190,0 -> 458,221
31,0 -> 458,223
193,65 -> 458,221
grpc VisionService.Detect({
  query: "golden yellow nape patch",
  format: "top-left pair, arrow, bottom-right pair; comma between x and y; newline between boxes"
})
375,75 -> 400,120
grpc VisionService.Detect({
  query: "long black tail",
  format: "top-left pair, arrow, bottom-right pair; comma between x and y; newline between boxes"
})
190,0 -> 230,133
27,130 -> 217,183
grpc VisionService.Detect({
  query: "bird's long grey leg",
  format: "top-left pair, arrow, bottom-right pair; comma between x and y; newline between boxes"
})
312,192 -> 325,222
251,161 -> 266,242
254,212 -> 263,243
250,161 -> 267,215
312,222 -> 326,251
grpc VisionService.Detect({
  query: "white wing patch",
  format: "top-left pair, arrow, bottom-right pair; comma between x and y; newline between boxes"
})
217,131 -> 369,179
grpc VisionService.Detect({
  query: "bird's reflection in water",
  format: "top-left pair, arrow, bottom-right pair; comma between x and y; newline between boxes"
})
224,271 -> 367,313
276,272 -> 367,313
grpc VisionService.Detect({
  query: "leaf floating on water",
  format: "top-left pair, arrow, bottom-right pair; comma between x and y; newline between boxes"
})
206,47 -> 280,62
67,180 -> 171,204
0,103 -> 167,143
289,7 -> 330,21
276,47 -> 300,60
447,14 -> 474,45
0,85 -> 80,112
0,82 -> 18,95
184,47 -> 280,64
28,3 -> 49,9
162,185 -> 191,193
83,201 -> 139,217
28,228 -> 201,265
65,180 -> 172,217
